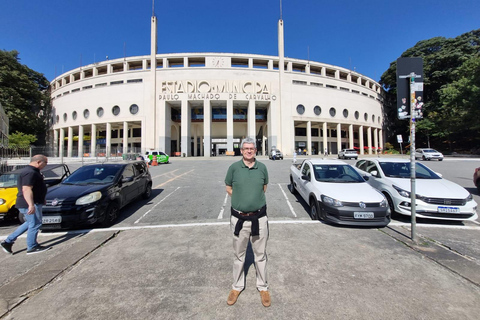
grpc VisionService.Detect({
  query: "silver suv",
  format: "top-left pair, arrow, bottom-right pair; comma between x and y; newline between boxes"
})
338,149 -> 358,160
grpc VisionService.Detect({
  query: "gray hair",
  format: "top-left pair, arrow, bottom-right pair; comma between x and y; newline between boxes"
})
31,154 -> 47,163
240,137 -> 256,149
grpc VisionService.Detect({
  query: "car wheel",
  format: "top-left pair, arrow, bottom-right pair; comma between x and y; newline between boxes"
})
143,183 -> 152,199
439,159 -> 443,161
289,177 -> 297,195
422,155 -> 426,161
310,198 -> 320,221
101,202 -> 120,227
385,194 -> 398,219
16,209 -> 26,224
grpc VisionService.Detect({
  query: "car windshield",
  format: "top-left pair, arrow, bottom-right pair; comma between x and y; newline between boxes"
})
379,162 -> 441,179
62,165 -> 122,185
0,173 -> 19,188
313,164 -> 364,183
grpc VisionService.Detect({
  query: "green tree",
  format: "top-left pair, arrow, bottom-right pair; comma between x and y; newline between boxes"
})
380,29 -> 480,152
8,131 -> 37,147
0,50 -> 51,145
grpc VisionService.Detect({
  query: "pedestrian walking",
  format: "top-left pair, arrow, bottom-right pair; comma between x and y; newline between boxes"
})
271,149 -> 276,161
225,137 -> 271,307
1,155 -> 52,255
324,147 -> 328,157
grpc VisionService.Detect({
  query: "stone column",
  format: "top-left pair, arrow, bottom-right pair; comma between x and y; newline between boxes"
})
53,129 -> 59,157
359,126 -> 364,155
106,122 -> 112,157
307,121 -> 312,155
374,128 -> 378,155
123,122 -> 128,155
90,124 -> 96,157
337,123 -> 342,154
78,125 -> 84,157
248,100 -> 256,139
67,127 -> 73,157
227,100 -> 234,155
349,124 -> 354,149
323,122 -> 327,154
203,100 -> 211,157
59,128 -> 65,159
181,99 -> 191,157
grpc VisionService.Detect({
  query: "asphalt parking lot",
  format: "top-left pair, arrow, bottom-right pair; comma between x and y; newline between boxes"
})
0,155 -> 479,319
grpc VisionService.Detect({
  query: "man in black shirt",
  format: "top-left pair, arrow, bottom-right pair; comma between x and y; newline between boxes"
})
1,155 -> 51,255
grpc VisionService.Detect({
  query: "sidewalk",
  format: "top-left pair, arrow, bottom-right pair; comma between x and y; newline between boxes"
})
1,221 -> 479,319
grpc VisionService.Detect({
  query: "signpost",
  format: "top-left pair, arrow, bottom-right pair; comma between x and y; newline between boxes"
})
397,58 -> 424,243
397,134 -> 403,155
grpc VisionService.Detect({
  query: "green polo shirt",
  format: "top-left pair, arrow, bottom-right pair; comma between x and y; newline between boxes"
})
225,159 -> 268,212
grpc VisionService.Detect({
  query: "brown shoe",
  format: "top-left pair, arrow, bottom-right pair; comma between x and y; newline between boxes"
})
227,290 -> 241,306
260,290 -> 271,307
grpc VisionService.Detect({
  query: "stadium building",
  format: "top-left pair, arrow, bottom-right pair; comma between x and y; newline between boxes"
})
49,14 -> 384,158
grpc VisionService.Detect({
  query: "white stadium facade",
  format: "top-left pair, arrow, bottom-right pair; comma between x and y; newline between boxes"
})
49,15 -> 384,158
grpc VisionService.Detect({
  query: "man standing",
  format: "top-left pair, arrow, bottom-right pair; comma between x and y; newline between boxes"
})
225,137 -> 271,307
1,155 -> 51,255
271,148 -> 276,161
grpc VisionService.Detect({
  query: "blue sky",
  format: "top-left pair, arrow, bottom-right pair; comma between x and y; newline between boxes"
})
1,0 -> 478,82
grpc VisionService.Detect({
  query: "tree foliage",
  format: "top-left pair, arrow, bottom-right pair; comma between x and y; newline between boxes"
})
8,131 -> 37,147
380,29 -> 480,152
0,50 -> 51,145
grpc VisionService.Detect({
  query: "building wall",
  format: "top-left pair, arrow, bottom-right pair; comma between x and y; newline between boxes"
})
49,53 -> 384,157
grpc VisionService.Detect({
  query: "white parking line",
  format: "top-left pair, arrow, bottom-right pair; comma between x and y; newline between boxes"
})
278,183 -> 297,217
134,187 -> 181,224
217,192 -> 229,219
2,219 -> 479,241
154,169 -> 194,188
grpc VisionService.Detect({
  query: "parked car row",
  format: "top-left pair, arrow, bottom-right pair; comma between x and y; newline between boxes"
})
290,158 -> 478,227
0,160 -> 152,230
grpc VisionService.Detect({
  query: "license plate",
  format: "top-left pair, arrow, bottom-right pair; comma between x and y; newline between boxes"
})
354,212 -> 374,219
438,206 -> 460,213
43,216 -> 62,224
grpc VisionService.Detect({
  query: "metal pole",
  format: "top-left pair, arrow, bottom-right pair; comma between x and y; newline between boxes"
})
409,73 -> 417,243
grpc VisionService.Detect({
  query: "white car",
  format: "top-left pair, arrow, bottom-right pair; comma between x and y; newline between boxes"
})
290,159 -> 390,227
338,149 -> 358,160
415,148 -> 444,161
354,158 -> 478,221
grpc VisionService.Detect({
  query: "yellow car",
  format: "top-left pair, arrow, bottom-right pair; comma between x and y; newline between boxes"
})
0,164 -> 71,223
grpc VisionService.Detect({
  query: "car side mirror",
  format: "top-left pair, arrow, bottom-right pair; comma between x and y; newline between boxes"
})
370,170 -> 378,177
363,175 -> 369,181
122,176 -> 134,183
301,175 -> 310,181
434,172 -> 443,178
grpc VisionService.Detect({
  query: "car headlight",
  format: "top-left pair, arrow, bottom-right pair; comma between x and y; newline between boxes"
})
75,191 -> 102,205
0,199 -> 5,205
321,195 -> 343,207
380,199 -> 387,208
393,185 -> 410,198
466,194 -> 473,202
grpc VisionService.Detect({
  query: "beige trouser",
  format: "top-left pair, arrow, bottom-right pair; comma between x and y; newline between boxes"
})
230,215 -> 269,291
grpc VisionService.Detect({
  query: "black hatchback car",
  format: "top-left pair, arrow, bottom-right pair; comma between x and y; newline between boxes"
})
42,161 -> 152,229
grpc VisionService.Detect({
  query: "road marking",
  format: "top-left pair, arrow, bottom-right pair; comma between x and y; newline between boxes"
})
133,187 -> 181,224
217,192 -> 229,219
278,183 -> 297,217
151,169 -> 179,179
154,169 -> 194,188
2,219 -> 479,241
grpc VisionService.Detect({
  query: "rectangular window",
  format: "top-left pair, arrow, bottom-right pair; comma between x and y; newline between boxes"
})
311,128 -> 319,137
295,128 -> 307,136
293,80 -> 307,85
127,79 -> 143,83
96,83 -> 107,87
110,80 -> 124,85
83,85 -> 93,90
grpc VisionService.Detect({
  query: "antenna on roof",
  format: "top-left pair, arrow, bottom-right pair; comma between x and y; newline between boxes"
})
152,0 -> 155,16
280,0 -> 283,20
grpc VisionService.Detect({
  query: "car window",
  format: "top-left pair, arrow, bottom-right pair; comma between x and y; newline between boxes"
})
0,173 -> 19,187
302,164 -> 311,179
123,165 -> 135,179
365,161 -> 380,177
133,162 -> 146,175
63,165 -> 121,184
378,162 -> 441,179
313,165 -> 364,183
355,160 -> 366,171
